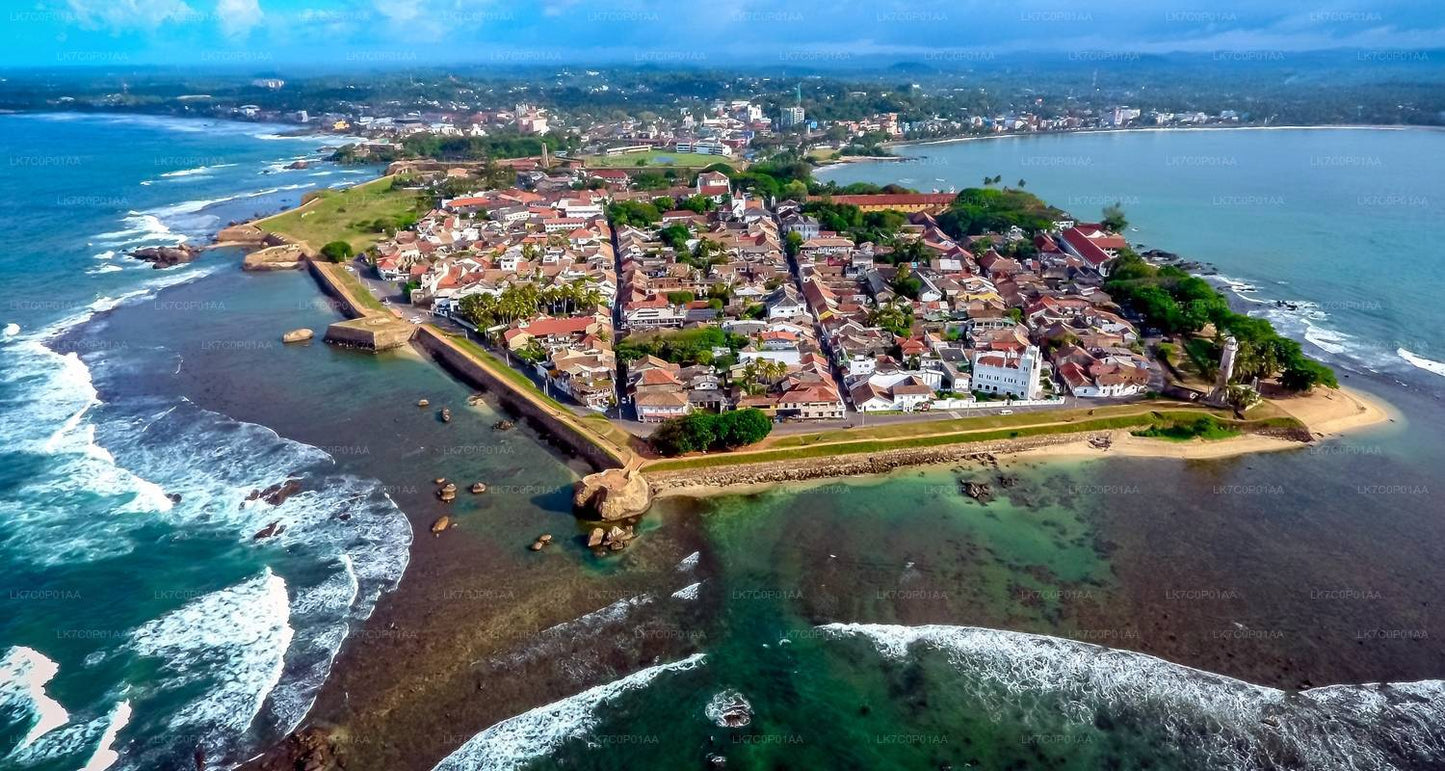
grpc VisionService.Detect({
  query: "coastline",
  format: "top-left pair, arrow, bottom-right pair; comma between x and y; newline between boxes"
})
875,123 -> 1443,154
650,386 -> 1395,499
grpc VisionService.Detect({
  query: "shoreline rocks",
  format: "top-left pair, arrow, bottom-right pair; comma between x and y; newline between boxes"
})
587,525 -> 636,551
253,520 -> 286,540
130,244 -> 200,268
961,480 -> 993,503
645,433 -> 1185,495
246,478 -> 303,507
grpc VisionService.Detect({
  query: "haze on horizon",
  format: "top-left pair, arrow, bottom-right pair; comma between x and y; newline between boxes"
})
1,0 -> 1442,69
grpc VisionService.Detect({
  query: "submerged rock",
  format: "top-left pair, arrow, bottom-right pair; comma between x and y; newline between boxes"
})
130,244 -> 200,268
253,520 -> 285,540
246,478 -> 303,507
960,480 -> 993,503
705,690 -> 753,728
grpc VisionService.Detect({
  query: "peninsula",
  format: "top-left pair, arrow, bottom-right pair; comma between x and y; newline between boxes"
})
225,143 -> 1389,513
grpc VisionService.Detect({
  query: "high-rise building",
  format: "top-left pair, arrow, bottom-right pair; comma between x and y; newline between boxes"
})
780,106 -> 805,129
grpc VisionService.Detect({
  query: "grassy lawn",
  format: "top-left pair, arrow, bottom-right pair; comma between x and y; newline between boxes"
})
761,403 -> 1224,449
258,175 -> 430,253
580,150 -> 743,169
1132,415 -> 1241,442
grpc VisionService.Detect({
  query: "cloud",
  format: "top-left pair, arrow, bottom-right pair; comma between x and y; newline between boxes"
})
217,0 -> 264,37
372,0 -> 421,23
66,0 -> 198,28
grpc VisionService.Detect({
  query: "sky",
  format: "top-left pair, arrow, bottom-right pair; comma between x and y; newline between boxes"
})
1,0 -> 1441,68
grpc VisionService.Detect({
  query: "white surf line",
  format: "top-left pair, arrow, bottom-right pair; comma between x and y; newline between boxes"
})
433,653 -> 707,771
0,646 -> 71,749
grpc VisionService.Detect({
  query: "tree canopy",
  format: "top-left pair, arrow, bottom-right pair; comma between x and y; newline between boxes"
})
650,408 -> 772,456
1105,254 -> 1336,391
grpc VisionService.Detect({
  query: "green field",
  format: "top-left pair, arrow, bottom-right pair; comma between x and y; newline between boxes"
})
258,175 -> 430,253
580,150 -> 742,169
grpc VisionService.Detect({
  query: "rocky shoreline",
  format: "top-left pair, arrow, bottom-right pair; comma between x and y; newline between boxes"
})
647,433 -> 1098,494
647,427 -> 1316,496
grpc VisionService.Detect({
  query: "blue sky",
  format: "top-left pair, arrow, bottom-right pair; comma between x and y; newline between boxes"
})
2,0 -> 1441,68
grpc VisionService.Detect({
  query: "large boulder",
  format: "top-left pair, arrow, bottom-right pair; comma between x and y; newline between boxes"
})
573,468 -> 651,521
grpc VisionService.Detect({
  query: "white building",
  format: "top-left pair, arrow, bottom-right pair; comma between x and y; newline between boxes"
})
971,346 -> 1043,399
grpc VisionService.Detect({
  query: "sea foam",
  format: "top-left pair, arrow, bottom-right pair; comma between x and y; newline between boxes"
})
0,647 -> 70,750
1398,348 -> 1445,379
130,569 -> 294,760
432,654 -> 707,771
822,623 -> 1445,770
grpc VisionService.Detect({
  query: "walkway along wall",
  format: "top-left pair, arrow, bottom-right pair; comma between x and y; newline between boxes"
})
413,327 -> 632,473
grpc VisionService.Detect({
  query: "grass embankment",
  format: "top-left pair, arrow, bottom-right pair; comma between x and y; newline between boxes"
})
1132,415 -> 1241,442
315,261 -> 388,314
645,408 -> 1303,473
579,150 -> 744,169
444,333 -> 570,411
258,175 -> 429,254
760,403 -> 1212,449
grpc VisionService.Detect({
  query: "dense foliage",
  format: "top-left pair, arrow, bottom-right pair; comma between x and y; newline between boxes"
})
937,187 -> 1061,237
802,201 -> 909,244
320,240 -> 353,262
606,200 -> 662,227
650,408 -> 773,456
616,327 -> 747,366
1106,255 -> 1337,391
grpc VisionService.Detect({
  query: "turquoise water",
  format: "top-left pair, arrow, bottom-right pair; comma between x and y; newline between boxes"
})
821,127 -> 1445,385
4,116 -> 1445,770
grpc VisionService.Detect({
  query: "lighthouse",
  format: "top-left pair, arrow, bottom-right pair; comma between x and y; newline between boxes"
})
1210,336 -> 1239,404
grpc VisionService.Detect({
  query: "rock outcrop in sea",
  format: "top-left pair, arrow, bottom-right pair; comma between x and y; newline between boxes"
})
130,244 -> 200,268
573,468 -> 651,521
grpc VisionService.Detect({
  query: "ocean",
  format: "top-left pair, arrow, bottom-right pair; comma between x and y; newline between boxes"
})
3,117 -> 1445,770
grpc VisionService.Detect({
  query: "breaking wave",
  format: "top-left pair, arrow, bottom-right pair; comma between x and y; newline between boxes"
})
822,623 -> 1445,771
433,654 -> 707,771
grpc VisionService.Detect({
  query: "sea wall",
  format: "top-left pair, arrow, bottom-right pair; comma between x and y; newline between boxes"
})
646,433 -> 1104,493
306,259 -> 368,320
413,327 -> 628,473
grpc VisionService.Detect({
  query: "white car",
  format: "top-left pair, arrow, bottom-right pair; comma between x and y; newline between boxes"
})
998,409 -> 1014,415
